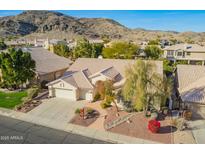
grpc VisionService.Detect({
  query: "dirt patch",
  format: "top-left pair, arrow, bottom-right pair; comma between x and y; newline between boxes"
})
105,107 -> 174,144
70,107 -> 100,127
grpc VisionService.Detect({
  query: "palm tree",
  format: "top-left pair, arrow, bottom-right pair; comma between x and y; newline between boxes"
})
104,80 -> 120,116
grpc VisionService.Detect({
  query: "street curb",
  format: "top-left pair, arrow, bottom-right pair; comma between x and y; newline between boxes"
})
0,107 -> 160,144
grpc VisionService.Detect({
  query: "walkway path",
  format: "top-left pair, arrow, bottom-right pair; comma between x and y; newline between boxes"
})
85,101 -> 107,130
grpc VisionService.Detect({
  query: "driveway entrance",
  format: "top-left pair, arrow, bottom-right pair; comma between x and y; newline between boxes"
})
27,98 -> 86,123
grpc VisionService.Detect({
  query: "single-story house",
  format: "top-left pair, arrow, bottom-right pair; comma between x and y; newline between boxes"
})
47,58 -> 163,101
176,64 -> 205,117
22,47 -> 72,83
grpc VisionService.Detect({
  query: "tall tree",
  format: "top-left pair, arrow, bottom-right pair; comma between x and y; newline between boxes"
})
148,39 -> 160,45
72,38 -> 103,59
144,45 -> 162,59
102,41 -> 139,59
53,44 -> 70,58
104,80 -> 119,115
0,48 -> 35,89
122,60 -> 171,112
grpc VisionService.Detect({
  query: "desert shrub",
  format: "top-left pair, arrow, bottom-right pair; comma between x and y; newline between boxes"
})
93,92 -> 101,102
27,87 -> 39,99
148,120 -> 161,133
75,108 -> 81,114
100,99 -> 112,109
87,108 -> 94,114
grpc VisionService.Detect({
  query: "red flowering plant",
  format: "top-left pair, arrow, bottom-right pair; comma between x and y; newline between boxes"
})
148,119 -> 161,133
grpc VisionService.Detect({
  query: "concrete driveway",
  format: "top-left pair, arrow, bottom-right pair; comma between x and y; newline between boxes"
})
27,98 -> 86,123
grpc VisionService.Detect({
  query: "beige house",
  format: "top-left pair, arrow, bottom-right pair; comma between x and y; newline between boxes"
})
164,44 -> 205,65
47,58 -> 163,101
22,47 -> 72,83
176,65 -> 205,117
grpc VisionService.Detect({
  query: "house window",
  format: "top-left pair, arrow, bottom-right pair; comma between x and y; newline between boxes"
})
167,51 -> 174,56
187,52 -> 191,56
177,52 -> 183,56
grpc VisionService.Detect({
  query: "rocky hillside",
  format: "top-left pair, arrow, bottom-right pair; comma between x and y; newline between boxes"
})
1,10 -> 205,43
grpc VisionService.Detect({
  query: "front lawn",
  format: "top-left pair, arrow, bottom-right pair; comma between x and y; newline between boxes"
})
0,91 -> 27,109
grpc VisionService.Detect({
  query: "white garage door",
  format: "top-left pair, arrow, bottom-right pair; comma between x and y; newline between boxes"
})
55,88 -> 76,100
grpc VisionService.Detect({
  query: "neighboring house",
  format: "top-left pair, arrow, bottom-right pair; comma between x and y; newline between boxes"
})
88,39 -> 104,44
43,39 -> 67,52
22,47 -> 72,83
47,58 -> 163,101
164,44 -> 205,65
176,64 -> 205,117
34,38 -> 46,47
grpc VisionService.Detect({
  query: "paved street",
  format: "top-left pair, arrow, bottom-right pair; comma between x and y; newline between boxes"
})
0,115 -> 110,144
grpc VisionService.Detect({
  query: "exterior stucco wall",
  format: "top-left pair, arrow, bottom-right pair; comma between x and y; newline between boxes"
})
184,101 -> 205,118
39,69 -> 67,83
190,103 -> 205,118
79,89 -> 93,101
50,80 -> 76,90
185,52 -> 205,59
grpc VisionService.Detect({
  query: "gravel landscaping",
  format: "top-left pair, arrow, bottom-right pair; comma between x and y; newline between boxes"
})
70,107 -> 100,127
104,107 -> 175,143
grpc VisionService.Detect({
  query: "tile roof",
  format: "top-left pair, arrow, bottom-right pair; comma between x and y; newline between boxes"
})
165,44 -> 205,52
177,65 -> 205,104
63,71 -> 93,89
68,58 -> 163,78
22,47 -> 72,75
101,67 -> 119,79
48,58 -> 163,90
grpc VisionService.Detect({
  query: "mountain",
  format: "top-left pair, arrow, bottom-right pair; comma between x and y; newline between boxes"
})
1,10 -> 205,43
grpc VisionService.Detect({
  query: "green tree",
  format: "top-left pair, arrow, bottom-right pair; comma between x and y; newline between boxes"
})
163,59 -> 175,75
53,44 -> 70,58
91,43 -> 104,58
104,80 -> 119,114
102,41 -> 139,59
101,35 -> 111,44
72,38 -> 103,59
148,39 -> 159,45
122,60 -> 172,112
0,48 -> 35,89
144,45 -> 163,59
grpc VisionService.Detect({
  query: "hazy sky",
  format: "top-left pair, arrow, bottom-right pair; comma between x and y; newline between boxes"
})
0,10 -> 205,32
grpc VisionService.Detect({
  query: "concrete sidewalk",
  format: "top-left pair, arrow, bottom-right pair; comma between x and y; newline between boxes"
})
0,107 -> 159,144
187,120 -> 205,144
